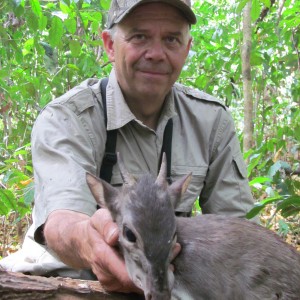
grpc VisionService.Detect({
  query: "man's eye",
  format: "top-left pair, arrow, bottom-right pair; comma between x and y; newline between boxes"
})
132,34 -> 146,41
123,226 -> 137,243
166,36 -> 178,43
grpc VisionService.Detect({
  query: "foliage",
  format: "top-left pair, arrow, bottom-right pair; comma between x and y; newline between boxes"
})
183,0 -> 300,232
0,0 -> 112,219
0,0 -> 299,237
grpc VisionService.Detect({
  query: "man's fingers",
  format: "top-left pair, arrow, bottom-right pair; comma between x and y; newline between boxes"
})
91,208 -> 119,245
89,209 -> 142,294
171,242 -> 181,261
93,242 -> 141,293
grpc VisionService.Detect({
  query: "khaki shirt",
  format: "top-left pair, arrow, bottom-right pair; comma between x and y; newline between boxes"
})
0,69 -> 255,278
31,69 -> 254,243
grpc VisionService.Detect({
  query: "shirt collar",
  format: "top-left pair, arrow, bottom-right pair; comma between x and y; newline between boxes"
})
106,68 -> 177,131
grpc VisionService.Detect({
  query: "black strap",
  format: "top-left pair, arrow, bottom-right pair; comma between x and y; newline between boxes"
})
99,77 -> 173,184
99,78 -> 118,183
159,118 -> 173,184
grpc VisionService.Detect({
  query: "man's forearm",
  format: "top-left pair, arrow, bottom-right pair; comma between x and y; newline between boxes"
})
44,210 -> 91,269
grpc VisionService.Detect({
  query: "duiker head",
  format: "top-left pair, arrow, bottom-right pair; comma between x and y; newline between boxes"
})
86,153 -> 191,299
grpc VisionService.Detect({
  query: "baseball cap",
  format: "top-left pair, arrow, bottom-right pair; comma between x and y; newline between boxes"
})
107,0 -> 197,29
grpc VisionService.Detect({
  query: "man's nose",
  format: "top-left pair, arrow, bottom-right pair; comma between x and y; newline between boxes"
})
144,39 -> 166,61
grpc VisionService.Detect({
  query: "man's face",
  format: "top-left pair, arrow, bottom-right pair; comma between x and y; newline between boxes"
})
104,3 -> 192,102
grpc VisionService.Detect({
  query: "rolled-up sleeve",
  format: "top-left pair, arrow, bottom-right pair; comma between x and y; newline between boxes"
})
199,109 -> 254,217
32,90 -> 105,243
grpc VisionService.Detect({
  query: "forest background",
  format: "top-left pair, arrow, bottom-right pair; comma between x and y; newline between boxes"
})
0,0 -> 299,257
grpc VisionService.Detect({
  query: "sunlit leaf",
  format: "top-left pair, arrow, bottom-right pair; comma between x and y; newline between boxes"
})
29,0 -> 41,17
260,0 -> 271,8
49,16 -> 64,47
249,177 -> 271,185
100,0 -> 110,10
64,18 -> 77,34
236,0 -> 249,13
39,14 -> 48,31
251,0 -> 260,21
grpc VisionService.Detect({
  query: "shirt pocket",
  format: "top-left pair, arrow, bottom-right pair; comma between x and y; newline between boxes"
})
171,165 -> 208,213
232,152 -> 248,179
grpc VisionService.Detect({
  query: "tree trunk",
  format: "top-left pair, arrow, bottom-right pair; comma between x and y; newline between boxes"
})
0,270 -> 144,300
242,1 -> 254,157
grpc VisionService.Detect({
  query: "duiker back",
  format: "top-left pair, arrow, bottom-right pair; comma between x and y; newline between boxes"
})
87,154 -> 300,300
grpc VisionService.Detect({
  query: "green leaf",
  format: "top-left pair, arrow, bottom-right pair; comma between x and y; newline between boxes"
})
260,0 -> 271,8
66,63 -> 80,70
267,161 -> 281,178
49,16 -> 64,47
250,52 -> 264,66
276,196 -> 300,218
236,0 -> 249,13
195,74 -> 209,90
59,1 -> 70,14
23,181 -> 35,206
247,153 -> 262,177
0,189 -> 17,214
278,219 -> 290,237
29,0 -> 42,17
64,18 -> 77,34
3,170 -> 28,185
249,176 -> 271,185
14,2 -> 24,17
251,0 -> 260,21
100,0 -> 111,10
27,12 -> 39,32
246,196 -> 282,219
69,40 -> 81,57
39,14 -> 48,31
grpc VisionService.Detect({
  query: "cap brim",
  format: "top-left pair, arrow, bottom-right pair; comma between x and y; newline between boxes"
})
110,0 -> 197,28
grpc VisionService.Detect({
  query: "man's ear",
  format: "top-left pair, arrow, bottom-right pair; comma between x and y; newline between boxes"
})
185,37 -> 193,58
102,30 -> 115,62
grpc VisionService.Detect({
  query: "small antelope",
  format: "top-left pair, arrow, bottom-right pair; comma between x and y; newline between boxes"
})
86,154 -> 300,300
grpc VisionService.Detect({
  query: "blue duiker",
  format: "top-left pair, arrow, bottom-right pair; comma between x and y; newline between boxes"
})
86,153 -> 300,300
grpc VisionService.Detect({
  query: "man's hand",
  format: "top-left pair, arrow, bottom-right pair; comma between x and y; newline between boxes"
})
85,209 -> 141,292
169,242 -> 181,272
44,208 -> 141,293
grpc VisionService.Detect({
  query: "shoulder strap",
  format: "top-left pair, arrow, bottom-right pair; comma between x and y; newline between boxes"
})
159,118 -> 173,184
99,78 -> 118,183
99,77 -> 173,184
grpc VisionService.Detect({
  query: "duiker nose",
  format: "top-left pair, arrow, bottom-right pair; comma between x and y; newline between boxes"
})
145,291 -> 170,300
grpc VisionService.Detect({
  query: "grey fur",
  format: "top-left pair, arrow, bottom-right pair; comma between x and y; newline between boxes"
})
86,155 -> 300,300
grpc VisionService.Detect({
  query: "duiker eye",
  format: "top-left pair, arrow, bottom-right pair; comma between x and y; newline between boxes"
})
123,225 -> 137,243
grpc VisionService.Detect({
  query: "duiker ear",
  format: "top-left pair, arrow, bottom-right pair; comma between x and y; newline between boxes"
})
86,173 -> 120,216
117,152 -> 136,186
168,173 -> 192,208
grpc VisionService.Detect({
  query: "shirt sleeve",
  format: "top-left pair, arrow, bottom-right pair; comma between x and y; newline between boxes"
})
31,94 -> 105,244
199,108 -> 255,218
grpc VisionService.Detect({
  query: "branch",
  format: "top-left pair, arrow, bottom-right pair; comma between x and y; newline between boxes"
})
0,270 -> 143,300
291,29 -> 300,72
276,0 -> 287,26
255,0 -> 276,26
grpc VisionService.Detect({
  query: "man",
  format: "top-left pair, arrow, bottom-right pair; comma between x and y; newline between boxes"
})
0,0 -> 255,294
